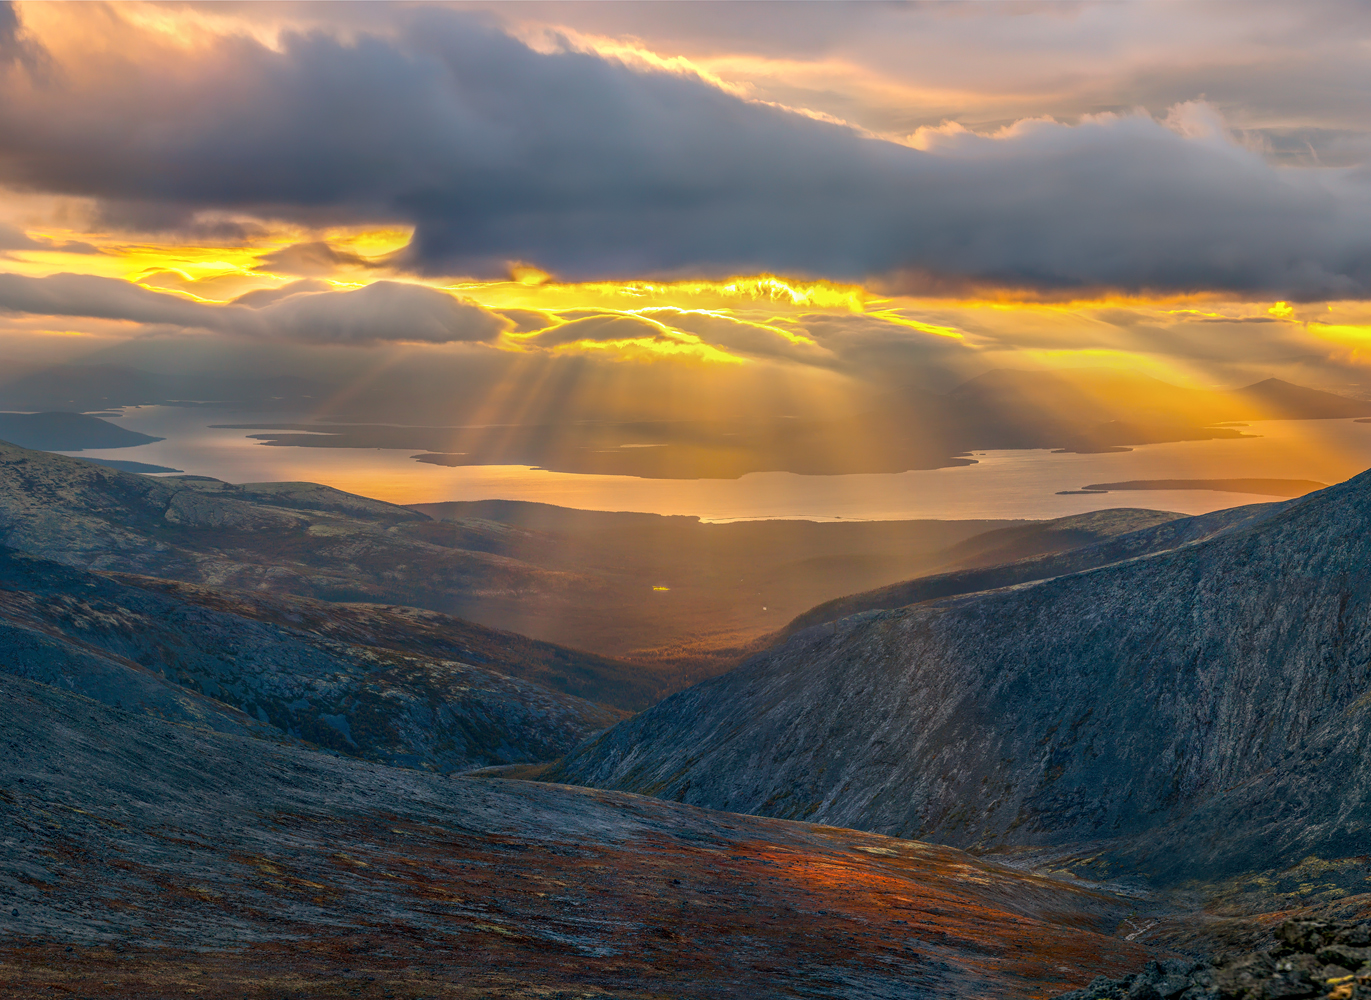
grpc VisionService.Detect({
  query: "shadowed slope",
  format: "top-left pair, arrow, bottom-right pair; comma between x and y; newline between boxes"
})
550,470 -> 1371,882
107,574 -> 659,711
0,441 -> 658,707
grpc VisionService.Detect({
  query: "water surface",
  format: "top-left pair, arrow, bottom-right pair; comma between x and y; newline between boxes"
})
60,407 -> 1371,521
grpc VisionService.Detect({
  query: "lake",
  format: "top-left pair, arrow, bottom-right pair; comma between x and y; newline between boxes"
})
59,406 -> 1371,522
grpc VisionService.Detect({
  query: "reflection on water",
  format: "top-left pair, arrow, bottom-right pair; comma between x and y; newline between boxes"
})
56,407 -> 1371,522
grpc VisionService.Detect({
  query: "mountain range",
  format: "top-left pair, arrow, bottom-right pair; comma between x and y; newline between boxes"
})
0,410 -> 163,451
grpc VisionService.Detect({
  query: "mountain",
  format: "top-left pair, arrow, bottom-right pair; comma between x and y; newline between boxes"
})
0,410 -> 163,450
923,507 -> 1188,568
0,547 -> 623,772
1075,478 -> 1326,496
0,362 -> 328,412
0,671 -> 1186,998
550,468 -> 1371,885
1232,377 -> 1371,419
0,441 -> 665,701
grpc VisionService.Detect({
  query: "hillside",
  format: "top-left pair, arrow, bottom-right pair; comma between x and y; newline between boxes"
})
550,468 -> 1371,885
0,548 -> 623,771
0,673 -> 1174,998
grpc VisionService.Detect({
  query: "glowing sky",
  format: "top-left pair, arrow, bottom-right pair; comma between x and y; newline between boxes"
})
3,0 -> 1371,416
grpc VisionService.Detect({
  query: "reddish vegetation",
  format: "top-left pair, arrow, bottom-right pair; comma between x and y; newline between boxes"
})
1,811 -> 1160,999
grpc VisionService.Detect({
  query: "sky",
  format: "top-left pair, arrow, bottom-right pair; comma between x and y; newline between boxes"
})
3,0 -> 1371,431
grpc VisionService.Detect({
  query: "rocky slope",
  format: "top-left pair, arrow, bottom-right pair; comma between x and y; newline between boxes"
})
1052,919 -> 1371,1000
108,573 -> 661,710
0,548 -> 622,771
0,673 -> 1173,998
551,469 -> 1371,883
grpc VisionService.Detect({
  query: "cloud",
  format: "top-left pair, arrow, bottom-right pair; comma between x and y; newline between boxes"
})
636,308 -> 835,365
253,280 -> 508,344
782,312 -> 979,387
0,221 -> 99,256
526,313 -> 677,347
0,272 -> 508,345
232,279 -> 333,308
256,241 -> 389,276
2,7 -> 1371,296
0,220 -> 36,250
0,0 -> 43,74
0,271 -> 217,327
495,307 -> 557,333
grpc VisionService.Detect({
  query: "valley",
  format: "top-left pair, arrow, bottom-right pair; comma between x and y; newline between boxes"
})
2,437 -> 1371,997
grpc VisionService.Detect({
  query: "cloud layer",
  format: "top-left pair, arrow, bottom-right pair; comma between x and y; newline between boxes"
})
0,273 -> 508,345
2,5 -> 1371,296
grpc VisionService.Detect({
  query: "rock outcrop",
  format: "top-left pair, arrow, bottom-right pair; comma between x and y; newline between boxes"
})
1053,920 -> 1371,1000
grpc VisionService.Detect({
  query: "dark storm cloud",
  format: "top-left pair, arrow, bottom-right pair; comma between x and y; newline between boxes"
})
3,7 -> 1371,295
0,272 -> 507,345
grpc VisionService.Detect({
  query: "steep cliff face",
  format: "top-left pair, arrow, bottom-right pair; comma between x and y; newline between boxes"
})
551,470 -> 1371,876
